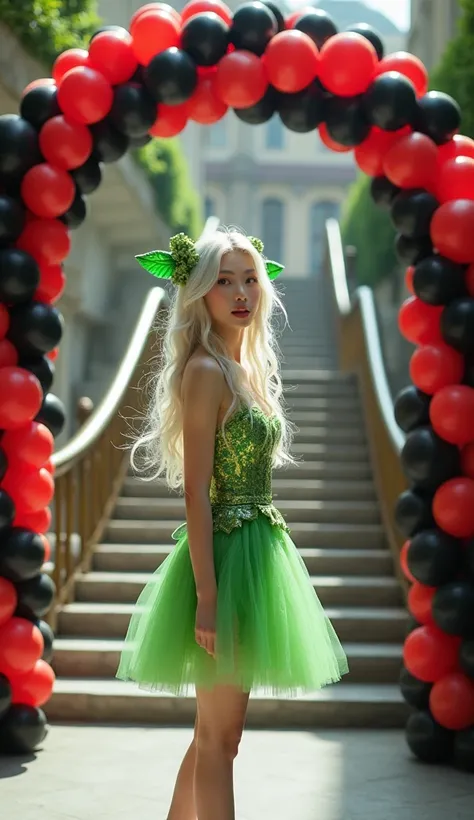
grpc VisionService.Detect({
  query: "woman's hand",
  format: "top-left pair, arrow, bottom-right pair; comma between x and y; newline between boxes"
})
195,596 -> 217,658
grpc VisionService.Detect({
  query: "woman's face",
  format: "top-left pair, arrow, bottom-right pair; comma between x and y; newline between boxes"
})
204,249 -> 262,329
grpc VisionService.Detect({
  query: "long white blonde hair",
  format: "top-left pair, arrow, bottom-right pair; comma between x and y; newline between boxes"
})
132,227 -> 295,490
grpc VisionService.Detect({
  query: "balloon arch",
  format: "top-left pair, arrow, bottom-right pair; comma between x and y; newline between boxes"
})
1,0 -> 474,766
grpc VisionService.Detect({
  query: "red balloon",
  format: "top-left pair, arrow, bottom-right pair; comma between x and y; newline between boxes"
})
16,218 -> 71,266
0,367 -> 43,430
88,31 -> 138,85
0,338 -> 18,367
398,297 -> 443,345
130,3 -> 181,30
0,617 -> 44,676
13,506 -> 52,535
39,116 -> 93,171
319,32 -> 378,96
22,78 -> 56,97
180,0 -> 232,26
0,303 -> 9,339
57,67 -> 113,125
215,51 -> 268,108
149,103 -> 188,137
40,534 -> 51,563
403,625 -> 460,682
355,127 -> 409,177
21,163 -> 75,219
431,199 -> 474,264
0,578 -> 17,628
405,266 -> 415,294
264,31 -> 319,93
433,477 -> 474,538
437,156 -> 474,203
376,52 -> 428,97
131,11 -> 181,65
461,441 -> 474,479
53,48 -> 89,84
408,582 -> 436,625
318,123 -> 351,153
10,659 -> 56,708
384,132 -> 438,190
430,385 -> 474,446
47,348 -> 59,362
409,343 -> 464,396
186,75 -> 228,124
2,464 -> 55,515
35,263 -> 66,304
430,672 -> 474,730
2,422 -> 54,469
438,134 -> 474,166
400,540 -> 416,583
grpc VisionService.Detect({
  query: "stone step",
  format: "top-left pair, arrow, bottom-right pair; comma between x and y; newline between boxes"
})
45,678 -> 409,728
284,383 -> 359,399
112,498 -> 380,525
51,638 -> 402,684
93,545 -> 391,575
281,371 -> 356,384
287,411 -> 363,426
291,442 -> 369,460
58,602 -> 407,643
104,520 -> 385,548
74,572 -> 399,606
122,477 -> 377,502
283,358 -> 336,368
285,397 -> 362,412
293,427 -> 366,444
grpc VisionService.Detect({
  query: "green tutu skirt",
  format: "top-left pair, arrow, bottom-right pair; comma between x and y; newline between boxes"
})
116,513 -> 349,696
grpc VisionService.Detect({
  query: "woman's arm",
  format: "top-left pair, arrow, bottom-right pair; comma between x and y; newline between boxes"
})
181,356 -> 223,603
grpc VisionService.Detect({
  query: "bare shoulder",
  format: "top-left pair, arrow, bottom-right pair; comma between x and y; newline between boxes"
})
182,349 -> 224,405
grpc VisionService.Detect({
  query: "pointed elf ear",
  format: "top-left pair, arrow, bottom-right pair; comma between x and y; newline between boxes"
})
135,250 -> 175,280
265,260 -> 285,280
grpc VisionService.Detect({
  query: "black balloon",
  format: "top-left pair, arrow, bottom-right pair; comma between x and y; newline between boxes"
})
0,528 -> 46,583
90,119 -> 130,164
35,618 -> 55,664
0,114 -> 42,179
59,189 -> 87,230
19,354 -> 55,394
370,175 -> 400,210
325,96 -> 371,147
7,302 -> 63,358
413,255 -> 467,306
460,639 -> 474,680
0,448 -> 7,482
295,9 -> 338,48
20,85 -> 61,130
0,248 -> 39,304
0,488 -> 15,531
441,298 -> 474,354
182,11 -> 229,65
416,91 -> 462,145
433,581 -> 474,638
16,573 -> 56,619
145,48 -> 197,105
260,0 -> 285,32
71,155 -> 102,195
0,704 -> 48,754
391,189 -> 439,239
364,72 -> 417,131
395,233 -> 434,265
278,81 -> 325,133
35,392 -> 66,438
467,539 -> 474,581
234,86 -> 281,124
110,82 -> 157,138
0,195 -> 26,247
399,666 -> 432,709
454,727 -> 474,773
405,710 -> 454,764
89,25 -> 129,42
395,487 -> 434,538
407,529 -> 464,586
230,2 -> 277,56
394,386 -> 431,433
0,675 -> 11,720
401,427 -> 461,489
345,23 -> 384,59
129,133 -> 153,148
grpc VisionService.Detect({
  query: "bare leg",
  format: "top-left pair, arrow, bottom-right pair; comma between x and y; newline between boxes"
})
166,716 -> 199,820
194,684 -> 250,820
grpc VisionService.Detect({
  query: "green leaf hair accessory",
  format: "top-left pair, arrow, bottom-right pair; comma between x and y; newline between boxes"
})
248,235 -> 284,280
135,232 -> 200,286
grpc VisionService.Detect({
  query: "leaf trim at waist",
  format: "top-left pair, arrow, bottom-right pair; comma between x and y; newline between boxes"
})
171,503 -> 289,540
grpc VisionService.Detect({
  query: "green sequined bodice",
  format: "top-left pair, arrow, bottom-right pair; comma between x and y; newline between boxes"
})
210,405 -> 289,534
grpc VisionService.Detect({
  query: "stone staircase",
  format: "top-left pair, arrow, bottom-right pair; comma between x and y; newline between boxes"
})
46,277 -> 408,728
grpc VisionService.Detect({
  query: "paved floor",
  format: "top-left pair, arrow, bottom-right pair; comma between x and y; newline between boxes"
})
0,726 -> 472,820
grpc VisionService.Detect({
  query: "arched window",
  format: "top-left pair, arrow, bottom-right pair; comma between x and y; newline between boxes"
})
265,116 -> 284,150
204,196 -> 216,220
309,201 -> 340,273
262,198 -> 284,264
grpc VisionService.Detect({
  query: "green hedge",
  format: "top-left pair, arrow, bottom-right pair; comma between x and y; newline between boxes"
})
430,0 -> 474,138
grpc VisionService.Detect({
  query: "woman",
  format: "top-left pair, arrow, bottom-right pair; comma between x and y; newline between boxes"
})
117,228 -> 348,820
